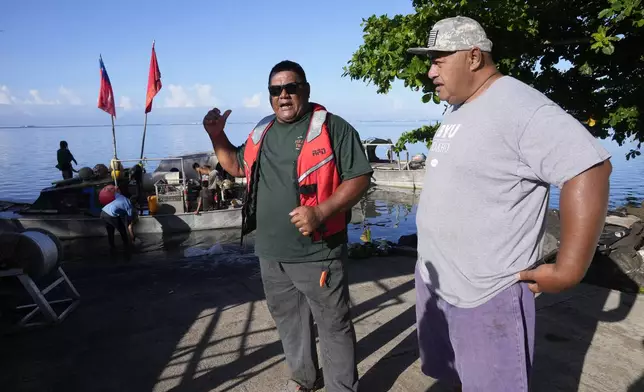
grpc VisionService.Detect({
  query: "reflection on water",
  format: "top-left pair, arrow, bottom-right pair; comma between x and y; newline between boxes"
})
61,229 -> 263,280
62,228 -> 255,263
348,187 -> 418,244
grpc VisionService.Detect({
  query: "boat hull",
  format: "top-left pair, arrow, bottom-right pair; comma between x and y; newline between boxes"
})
370,167 -> 425,190
0,207 -> 243,240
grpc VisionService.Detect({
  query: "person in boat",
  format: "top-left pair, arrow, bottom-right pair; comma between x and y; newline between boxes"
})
183,179 -> 202,213
215,162 -> 234,181
129,163 -> 145,213
192,163 -> 220,213
192,163 -> 221,189
55,140 -> 78,180
406,16 -> 612,392
100,190 -> 138,256
214,162 -> 236,205
202,60 -> 373,392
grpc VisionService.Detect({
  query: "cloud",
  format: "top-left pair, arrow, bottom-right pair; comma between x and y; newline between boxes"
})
27,89 -> 59,105
58,86 -> 82,105
118,96 -> 134,111
194,84 -> 217,107
2,88 -> 59,105
0,85 -> 17,104
0,86 -> 77,106
242,93 -> 262,108
163,84 -> 219,108
164,85 -> 193,108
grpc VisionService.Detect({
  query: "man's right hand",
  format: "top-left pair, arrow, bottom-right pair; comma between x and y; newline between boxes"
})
203,108 -> 232,139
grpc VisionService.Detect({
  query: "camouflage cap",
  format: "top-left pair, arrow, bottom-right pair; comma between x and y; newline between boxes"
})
407,16 -> 493,55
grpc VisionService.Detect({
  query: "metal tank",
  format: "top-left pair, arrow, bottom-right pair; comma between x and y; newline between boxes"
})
0,228 -> 62,278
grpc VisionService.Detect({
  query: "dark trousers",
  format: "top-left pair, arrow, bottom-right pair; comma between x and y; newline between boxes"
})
259,258 -> 359,392
61,169 -> 73,179
100,211 -> 130,253
200,188 -> 215,211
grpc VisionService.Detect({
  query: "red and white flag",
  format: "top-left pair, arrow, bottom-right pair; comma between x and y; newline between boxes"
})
98,55 -> 116,117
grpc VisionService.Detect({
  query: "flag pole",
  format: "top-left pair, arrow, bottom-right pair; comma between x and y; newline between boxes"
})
139,113 -> 148,160
111,115 -> 117,159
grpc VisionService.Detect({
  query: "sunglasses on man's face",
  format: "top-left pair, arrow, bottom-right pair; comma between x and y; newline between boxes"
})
268,82 -> 307,97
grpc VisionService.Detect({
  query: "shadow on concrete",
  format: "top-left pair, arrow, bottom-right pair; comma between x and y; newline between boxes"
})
529,252 -> 639,392
0,246 -> 640,392
628,340 -> 644,392
357,306 -> 421,391
360,257 -> 455,392
417,250 -> 640,392
0,252 -> 419,392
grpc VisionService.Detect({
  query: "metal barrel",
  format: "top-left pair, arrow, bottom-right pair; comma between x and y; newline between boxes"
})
0,229 -> 61,278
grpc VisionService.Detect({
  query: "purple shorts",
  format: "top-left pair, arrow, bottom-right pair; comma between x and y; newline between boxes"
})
415,261 -> 535,391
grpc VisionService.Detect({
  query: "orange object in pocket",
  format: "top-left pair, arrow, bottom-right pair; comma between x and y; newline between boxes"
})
319,270 -> 328,288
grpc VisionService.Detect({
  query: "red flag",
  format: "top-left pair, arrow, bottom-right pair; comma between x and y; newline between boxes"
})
145,41 -> 162,113
98,55 -> 116,117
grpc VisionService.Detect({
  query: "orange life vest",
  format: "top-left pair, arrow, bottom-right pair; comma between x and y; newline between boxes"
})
241,103 -> 345,241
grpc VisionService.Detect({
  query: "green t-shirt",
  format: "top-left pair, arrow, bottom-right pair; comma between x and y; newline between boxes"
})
237,108 -> 373,262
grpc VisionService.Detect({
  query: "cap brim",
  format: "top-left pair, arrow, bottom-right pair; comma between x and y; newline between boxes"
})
407,47 -> 456,56
407,47 -> 432,55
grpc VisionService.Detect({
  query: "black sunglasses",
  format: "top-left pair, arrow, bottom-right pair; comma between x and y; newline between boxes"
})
268,82 -> 307,97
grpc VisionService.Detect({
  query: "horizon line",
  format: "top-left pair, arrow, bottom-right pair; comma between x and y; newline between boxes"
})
0,119 -> 442,130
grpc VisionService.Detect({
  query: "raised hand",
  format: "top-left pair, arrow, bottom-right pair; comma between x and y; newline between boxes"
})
203,108 -> 232,139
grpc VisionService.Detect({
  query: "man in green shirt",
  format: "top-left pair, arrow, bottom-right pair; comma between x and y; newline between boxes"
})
203,60 -> 372,392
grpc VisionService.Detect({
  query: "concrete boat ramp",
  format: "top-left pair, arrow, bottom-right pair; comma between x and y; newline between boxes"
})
0,254 -> 643,392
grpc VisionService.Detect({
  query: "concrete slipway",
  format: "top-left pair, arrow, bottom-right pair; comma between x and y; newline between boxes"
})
0,253 -> 642,392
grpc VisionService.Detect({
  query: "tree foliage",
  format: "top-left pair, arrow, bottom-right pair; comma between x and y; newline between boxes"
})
343,0 -> 644,158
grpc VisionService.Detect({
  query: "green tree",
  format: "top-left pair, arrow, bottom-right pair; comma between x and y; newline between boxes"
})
343,0 -> 644,158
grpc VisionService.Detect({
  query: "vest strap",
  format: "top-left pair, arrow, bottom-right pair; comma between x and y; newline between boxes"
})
306,110 -> 327,142
251,114 -> 276,144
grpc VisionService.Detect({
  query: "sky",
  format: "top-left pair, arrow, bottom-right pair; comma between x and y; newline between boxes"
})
0,0 -> 447,126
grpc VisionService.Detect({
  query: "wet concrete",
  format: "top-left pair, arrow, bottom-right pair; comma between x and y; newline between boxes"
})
0,254 -> 643,392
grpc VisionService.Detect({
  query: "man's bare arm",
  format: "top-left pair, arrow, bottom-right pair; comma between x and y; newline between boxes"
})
290,173 -> 372,236
203,108 -> 244,178
316,174 -> 372,221
519,159 -> 612,292
208,132 -> 244,178
556,159 -> 612,285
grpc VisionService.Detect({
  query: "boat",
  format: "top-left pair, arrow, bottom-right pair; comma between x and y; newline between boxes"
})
0,152 -> 245,239
362,137 -> 426,190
